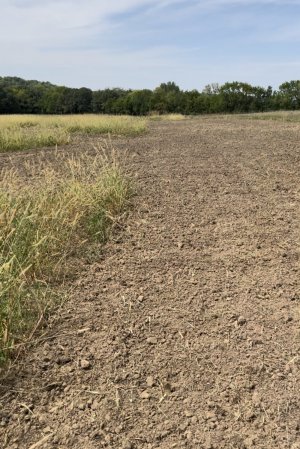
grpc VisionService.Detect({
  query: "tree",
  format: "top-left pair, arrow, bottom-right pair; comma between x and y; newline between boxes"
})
278,80 -> 300,109
124,90 -> 153,115
219,82 -> 256,113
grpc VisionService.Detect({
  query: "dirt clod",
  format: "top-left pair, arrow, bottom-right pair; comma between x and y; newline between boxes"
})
237,316 -> 247,325
79,359 -> 91,370
146,337 -> 158,345
140,391 -> 151,400
146,376 -> 155,387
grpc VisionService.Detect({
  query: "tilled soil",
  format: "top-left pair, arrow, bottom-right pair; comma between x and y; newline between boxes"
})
0,117 -> 299,449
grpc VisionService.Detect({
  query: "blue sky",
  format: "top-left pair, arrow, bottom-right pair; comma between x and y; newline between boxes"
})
1,0 -> 300,90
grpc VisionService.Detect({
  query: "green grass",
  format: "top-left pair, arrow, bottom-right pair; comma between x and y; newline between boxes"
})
0,149 -> 131,363
0,114 -> 148,152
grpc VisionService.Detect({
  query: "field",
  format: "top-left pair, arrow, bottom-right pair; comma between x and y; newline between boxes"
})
0,115 -> 299,449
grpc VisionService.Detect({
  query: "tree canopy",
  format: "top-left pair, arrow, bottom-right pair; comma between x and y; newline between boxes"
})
0,76 -> 299,115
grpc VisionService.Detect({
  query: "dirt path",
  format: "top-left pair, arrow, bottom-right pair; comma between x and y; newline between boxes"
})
0,117 -> 299,449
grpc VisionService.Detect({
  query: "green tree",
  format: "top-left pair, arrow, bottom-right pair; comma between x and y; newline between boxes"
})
278,80 -> 300,109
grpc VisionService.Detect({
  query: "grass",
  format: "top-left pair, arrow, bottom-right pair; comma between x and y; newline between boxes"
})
149,113 -> 186,121
0,147 -> 131,364
240,111 -> 300,122
0,114 -> 148,152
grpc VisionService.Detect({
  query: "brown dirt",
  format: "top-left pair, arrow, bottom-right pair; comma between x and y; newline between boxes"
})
0,117 -> 299,449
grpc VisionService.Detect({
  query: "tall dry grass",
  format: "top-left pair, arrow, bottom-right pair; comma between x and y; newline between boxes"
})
149,113 -> 186,121
240,111 -> 300,122
0,114 -> 148,152
0,146 -> 131,363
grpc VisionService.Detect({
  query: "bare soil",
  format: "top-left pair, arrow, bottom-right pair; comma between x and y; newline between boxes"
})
0,117 -> 299,449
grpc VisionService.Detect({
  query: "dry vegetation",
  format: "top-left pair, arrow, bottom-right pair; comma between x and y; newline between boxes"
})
149,113 -> 186,121
0,146 -> 131,363
0,114 -> 147,152
240,110 -> 300,122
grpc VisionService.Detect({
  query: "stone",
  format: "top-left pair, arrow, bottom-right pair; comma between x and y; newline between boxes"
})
140,391 -> 150,400
237,316 -> 247,326
146,376 -> 155,387
147,337 -> 157,345
80,359 -> 91,370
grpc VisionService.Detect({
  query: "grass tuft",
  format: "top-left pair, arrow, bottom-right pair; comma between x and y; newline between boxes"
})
0,147 -> 131,363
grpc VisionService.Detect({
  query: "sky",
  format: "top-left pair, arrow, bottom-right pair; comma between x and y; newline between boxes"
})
1,0 -> 300,91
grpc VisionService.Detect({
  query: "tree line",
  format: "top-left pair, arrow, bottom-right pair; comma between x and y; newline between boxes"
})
1,76 -> 300,115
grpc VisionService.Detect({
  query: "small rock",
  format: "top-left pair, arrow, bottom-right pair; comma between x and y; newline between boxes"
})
244,436 -> 256,448
160,430 -> 170,439
140,391 -> 150,400
80,359 -> 91,370
184,410 -> 193,417
186,431 -> 192,440
77,403 -> 85,411
56,355 -> 71,365
206,400 -> 215,408
146,376 -> 155,387
147,337 -> 157,345
52,435 -> 59,444
105,435 -> 112,444
237,316 -> 247,326
244,410 -> 256,421
115,424 -> 124,433
122,441 -> 133,449
205,411 -> 217,421
163,382 -> 172,394
179,422 -> 188,432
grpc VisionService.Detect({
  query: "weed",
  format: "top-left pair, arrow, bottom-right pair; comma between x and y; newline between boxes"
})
0,147 -> 131,363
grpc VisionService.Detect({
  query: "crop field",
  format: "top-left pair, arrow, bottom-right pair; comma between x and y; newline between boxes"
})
0,115 -> 299,449
0,114 -> 147,152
